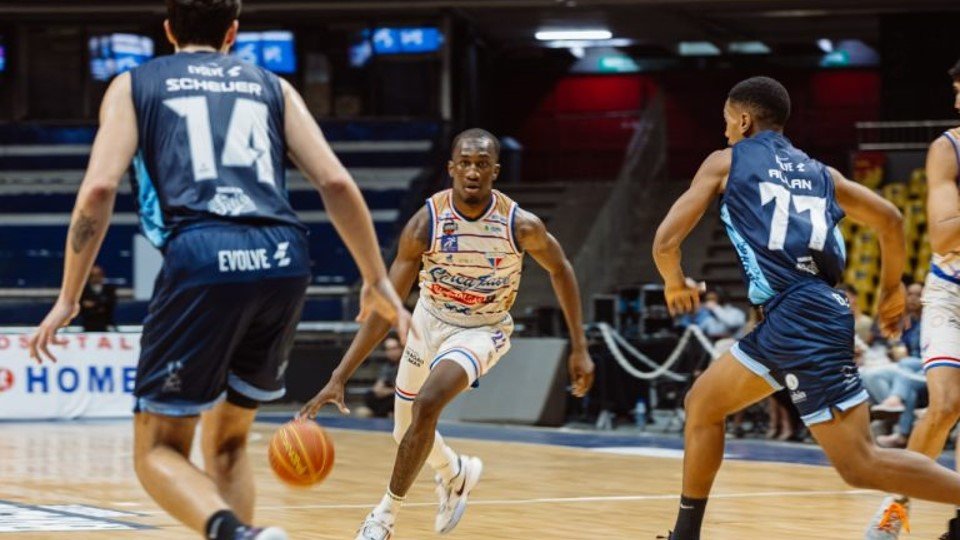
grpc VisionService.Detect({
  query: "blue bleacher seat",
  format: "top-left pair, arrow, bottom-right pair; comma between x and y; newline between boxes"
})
0,121 -> 440,319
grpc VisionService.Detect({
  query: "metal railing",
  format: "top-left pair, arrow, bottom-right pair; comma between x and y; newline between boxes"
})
856,120 -> 957,151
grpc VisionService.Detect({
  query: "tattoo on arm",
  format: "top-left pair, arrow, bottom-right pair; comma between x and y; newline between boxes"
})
71,212 -> 98,254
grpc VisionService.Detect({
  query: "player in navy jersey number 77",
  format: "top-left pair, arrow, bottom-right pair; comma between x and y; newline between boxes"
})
27,1 -> 411,540
653,76 -> 960,540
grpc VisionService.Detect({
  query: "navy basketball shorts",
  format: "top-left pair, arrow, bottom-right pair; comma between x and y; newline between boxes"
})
731,279 -> 868,426
134,223 -> 311,417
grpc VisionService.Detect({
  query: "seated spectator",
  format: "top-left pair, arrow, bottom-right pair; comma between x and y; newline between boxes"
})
861,342 -> 926,448
358,336 -> 403,418
687,288 -> 746,340
79,265 -> 116,332
842,284 -> 874,344
900,282 -> 923,357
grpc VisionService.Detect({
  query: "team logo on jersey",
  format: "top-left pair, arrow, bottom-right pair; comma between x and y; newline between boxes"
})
273,242 -> 291,268
487,256 -> 503,269
841,365 -> 859,390
161,361 -> 184,393
428,283 -> 490,306
441,236 -> 459,253
795,256 -> 819,276
784,373 -> 807,404
442,221 -> 458,235
830,291 -> 850,308
208,187 -> 257,217
428,267 -> 511,292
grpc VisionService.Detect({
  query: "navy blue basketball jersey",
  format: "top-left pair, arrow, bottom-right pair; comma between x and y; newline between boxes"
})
130,51 -> 302,248
721,131 -> 846,305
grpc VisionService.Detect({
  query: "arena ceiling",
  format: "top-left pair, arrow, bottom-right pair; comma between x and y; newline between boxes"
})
0,0 -> 958,51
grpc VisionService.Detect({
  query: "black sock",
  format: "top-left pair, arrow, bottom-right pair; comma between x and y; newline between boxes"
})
672,495 -> 708,540
205,510 -> 243,540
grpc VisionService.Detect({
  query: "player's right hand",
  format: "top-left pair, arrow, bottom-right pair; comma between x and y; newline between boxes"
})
28,299 -> 79,364
299,378 -> 350,419
664,277 -> 705,316
876,282 -> 906,339
358,277 -> 415,345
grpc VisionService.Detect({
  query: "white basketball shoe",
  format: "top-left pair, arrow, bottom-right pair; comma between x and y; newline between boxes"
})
355,511 -> 394,540
434,455 -> 483,534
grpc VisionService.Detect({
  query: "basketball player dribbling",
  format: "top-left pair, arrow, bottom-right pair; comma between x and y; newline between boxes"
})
866,58 -> 960,540
653,76 -> 960,540
28,1 -> 411,539
300,128 -> 596,540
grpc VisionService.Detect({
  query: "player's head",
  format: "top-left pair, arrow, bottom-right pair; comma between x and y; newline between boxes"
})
89,265 -> 105,285
448,128 -> 501,206
948,58 -> 960,113
906,282 -> 923,315
383,335 -> 403,363
164,0 -> 241,53
724,76 -> 791,145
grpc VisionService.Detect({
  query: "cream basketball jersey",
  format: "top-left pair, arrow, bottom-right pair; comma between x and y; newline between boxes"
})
419,189 -> 524,326
930,129 -> 960,280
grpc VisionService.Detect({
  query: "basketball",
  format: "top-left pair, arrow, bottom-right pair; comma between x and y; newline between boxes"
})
268,420 -> 335,487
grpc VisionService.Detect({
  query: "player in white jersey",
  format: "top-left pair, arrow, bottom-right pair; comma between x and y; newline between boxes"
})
866,59 -> 960,540
300,128 -> 595,540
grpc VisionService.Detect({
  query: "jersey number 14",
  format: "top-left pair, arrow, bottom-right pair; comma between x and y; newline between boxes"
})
164,96 -> 275,186
759,182 -> 828,251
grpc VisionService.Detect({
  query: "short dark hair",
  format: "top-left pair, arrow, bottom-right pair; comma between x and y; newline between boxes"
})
166,0 -> 241,49
949,59 -> 960,80
452,128 -> 500,158
728,76 -> 791,128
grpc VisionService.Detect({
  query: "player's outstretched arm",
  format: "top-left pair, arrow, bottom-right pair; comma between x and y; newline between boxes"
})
299,208 -> 429,418
653,149 -> 729,316
280,78 -> 410,336
830,166 -> 906,337
517,210 -> 595,397
28,73 -> 137,364
924,136 -> 960,254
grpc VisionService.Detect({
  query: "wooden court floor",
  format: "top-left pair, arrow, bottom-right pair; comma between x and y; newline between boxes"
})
0,420 -> 955,539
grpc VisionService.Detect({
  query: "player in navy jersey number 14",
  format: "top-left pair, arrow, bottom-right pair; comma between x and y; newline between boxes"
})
27,1 -> 411,540
653,76 -> 960,540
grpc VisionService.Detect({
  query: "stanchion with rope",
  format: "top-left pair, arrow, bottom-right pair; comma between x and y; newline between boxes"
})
589,323 -> 717,431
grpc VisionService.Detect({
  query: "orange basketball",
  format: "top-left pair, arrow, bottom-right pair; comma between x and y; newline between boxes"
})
268,420 -> 335,487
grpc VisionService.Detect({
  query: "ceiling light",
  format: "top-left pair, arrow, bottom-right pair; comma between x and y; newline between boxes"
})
536,29 -> 613,41
541,38 -> 634,49
678,41 -> 721,56
728,41 -> 770,54
817,38 -> 834,53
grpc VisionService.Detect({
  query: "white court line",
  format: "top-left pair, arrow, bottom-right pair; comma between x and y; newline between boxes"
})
137,489 -> 872,514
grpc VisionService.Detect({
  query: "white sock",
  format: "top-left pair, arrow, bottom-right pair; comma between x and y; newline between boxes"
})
436,454 -> 462,484
374,489 -> 404,518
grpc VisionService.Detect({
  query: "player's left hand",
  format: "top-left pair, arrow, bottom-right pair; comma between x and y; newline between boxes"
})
28,299 -> 78,364
876,282 -> 906,339
568,347 -> 595,398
